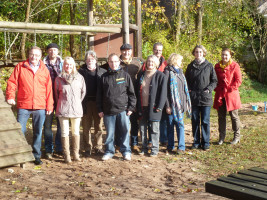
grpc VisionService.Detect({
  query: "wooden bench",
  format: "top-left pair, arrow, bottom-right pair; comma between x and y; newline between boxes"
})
206,167 -> 267,200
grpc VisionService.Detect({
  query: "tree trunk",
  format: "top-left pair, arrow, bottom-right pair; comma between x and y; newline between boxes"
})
69,0 -> 76,58
21,0 -> 32,59
175,0 -> 182,43
57,0 -> 64,24
195,0 -> 202,45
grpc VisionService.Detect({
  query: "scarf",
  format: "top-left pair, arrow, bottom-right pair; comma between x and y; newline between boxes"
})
61,71 -> 77,84
193,58 -> 205,67
219,59 -> 232,69
169,67 -> 191,122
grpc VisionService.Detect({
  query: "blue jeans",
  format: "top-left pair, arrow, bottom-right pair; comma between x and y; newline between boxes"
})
103,111 -> 131,157
43,112 -> 62,153
167,113 -> 185,151
160,110 -> 168,144
17,109 -> 46,159
130,112 -> 139,146
191,106 -> 211,148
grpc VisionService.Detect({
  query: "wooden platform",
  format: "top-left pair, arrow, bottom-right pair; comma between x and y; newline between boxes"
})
206,167 -> 267,200
0,88 -> 35,168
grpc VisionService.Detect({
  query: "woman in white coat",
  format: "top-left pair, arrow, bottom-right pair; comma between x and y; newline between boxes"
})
55,57 -> 86,163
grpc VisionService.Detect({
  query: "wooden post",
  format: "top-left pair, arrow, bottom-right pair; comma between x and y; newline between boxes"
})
87,0 -> 94,50
122,0 -> 129,44
135,0 -> 142,58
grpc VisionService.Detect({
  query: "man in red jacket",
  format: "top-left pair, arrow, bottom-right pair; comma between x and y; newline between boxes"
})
6,46 -> 53,165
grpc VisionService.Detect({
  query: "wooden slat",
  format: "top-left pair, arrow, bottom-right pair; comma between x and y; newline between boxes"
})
229,173 -> 267,186
0,152 -> 35,168
238,169 -> 267,180
249,167 -> 267,175
218,176 -> 267,193
206,180 -> 267,200
0,145 -> 32,157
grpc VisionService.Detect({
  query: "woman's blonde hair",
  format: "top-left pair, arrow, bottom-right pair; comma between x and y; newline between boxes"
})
145,55 -> 160,70
167,53 -> 183,67
62,57 -> 77,74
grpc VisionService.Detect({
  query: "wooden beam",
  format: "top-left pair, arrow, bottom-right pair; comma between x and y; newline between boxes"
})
95,24 -> 138,31
0,28 -> 95,35
87,0 -> 94,50
121,0 -> 130,44
0,21 -> 121,33
135,0 -> 142,58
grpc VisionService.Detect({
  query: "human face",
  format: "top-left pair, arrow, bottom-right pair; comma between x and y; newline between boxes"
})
221,50 -> 231,64
108,55 -> 120,71
194,48 -> 204,60
63,60 -> 74,74
176,58 -> 182,68
153,45 -> 163,59
121,49 -> 132,60
29,49 -> 42,66
47,48 -> 59,60
146,57 -> 156,70
86,55 -> 97,70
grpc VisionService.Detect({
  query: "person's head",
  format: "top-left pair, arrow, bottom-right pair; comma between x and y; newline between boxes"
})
146,55 -> 160,71
120,43 -> 133,60
153,42 -> 163,59
108,53 -> 120,71
46,43 -> 60,60
192,45 -> 207,60
221,48 -> 232,64
167,53 -> 183,68
63,57 -> 76,74
29,46 -> 42,66
85,50 -> 97,69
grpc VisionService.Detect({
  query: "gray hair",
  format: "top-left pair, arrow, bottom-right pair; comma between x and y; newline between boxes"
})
153,42 -> 163,50
85,50 -> 97,61
146,55 -> 160,69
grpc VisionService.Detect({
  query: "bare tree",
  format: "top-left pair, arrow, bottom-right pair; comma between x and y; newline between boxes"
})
195,0 -> 202,44
69,0 -> 77,58
21,0 -> 32,59
175,0 -> 183,43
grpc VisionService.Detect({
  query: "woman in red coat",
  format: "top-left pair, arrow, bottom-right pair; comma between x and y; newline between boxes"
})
213,48 -> 242,145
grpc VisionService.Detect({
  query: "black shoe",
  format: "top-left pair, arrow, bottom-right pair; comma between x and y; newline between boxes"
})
84,150 -> 92,157
34,158 -> 43,165
191,145 -> 198,150
95,149 -> 104,155
203,146 -> 210,151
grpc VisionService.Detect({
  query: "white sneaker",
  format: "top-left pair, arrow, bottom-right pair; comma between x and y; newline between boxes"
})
102,154 -> 112,161
124,154 -> 131,161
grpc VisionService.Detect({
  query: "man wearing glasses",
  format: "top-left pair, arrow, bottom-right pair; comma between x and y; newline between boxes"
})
97,53 -> 136,161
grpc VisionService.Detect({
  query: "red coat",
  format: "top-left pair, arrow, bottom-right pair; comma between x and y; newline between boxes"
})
213,61 -> 242,111
6,59 -> 54,111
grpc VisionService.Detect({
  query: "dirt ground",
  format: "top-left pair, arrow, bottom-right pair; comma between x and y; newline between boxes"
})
0,103 -> 266,200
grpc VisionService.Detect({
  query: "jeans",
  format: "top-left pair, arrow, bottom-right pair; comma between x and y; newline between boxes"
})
191,106 -> 211,148
58,117 -> 81,137
17,109 -> 46,160
103,111 -> 131,157
130,112 -> 139,146
43,112 -> 62,153
167,113 -> 185,151
139,107 -> 160,154
160,110 -> 168,144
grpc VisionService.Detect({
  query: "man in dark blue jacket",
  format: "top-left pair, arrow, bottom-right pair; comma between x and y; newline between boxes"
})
97,53 -> 136,161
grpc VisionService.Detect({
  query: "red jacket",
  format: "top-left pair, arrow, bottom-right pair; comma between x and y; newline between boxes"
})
6,59 -> 54,111
213,61 -> 242,111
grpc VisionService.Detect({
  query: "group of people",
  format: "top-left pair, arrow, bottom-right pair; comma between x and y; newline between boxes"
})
5,42 -> 242,165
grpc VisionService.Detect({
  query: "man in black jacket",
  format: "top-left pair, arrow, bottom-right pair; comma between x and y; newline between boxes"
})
97,53 -> 136,161
79,51 -> 106,156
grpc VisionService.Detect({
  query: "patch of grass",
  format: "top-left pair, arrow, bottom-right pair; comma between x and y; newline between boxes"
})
187,124 -> 267,178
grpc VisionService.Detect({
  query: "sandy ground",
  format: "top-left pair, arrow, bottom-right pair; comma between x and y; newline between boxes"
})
0,103 -> 266,199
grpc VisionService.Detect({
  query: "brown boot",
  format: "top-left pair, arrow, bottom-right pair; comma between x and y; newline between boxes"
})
72,135 -> 81,161
61,136 -> 72,163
